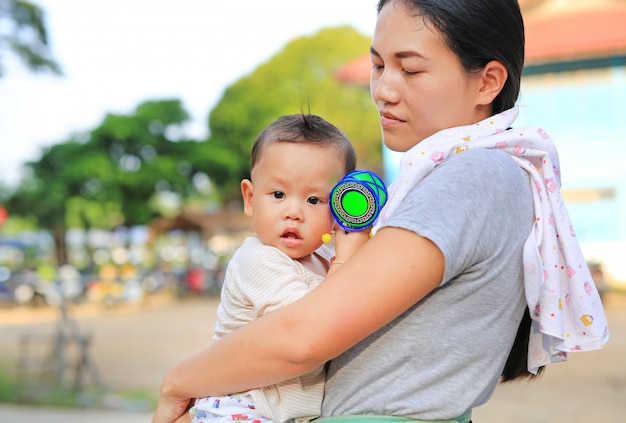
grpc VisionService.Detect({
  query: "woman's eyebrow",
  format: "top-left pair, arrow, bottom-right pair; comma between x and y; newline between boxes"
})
370,46 -> 425,60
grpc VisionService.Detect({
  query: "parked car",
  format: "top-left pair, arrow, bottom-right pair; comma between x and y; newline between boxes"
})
0,267 -> 46,306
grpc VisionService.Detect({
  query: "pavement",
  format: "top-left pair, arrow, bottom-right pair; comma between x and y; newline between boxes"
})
1,292 -> 625,422
0,403 -> 153,422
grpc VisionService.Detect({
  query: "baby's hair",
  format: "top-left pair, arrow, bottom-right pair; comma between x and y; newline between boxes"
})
250,114 -> 357,175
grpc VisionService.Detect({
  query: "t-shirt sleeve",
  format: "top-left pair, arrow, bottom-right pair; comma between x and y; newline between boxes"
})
380,149 -> 533,286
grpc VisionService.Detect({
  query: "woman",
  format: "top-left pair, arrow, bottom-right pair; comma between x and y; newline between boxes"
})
153,1 -> 608,422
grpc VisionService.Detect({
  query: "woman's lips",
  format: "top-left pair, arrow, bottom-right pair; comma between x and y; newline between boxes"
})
380,111 -> 404,128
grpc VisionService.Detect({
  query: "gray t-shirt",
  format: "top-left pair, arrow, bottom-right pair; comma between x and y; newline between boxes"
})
322,149 -> 534,420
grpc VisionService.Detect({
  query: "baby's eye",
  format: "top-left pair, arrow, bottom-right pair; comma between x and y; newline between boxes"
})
307,197 -> 321,205
273,191 -> 285,199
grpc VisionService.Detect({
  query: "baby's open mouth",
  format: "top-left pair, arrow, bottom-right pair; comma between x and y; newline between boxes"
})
282,231 -> 300,239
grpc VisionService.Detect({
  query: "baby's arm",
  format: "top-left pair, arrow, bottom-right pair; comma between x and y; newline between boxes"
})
328,229 -> 370,275
327,169 -> 386,275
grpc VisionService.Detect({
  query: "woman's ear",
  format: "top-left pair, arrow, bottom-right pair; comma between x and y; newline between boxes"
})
240,179 -> 254,217
477,60 -> 508,106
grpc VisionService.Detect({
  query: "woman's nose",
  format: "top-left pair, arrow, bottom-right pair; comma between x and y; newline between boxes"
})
371,69 -> 399,104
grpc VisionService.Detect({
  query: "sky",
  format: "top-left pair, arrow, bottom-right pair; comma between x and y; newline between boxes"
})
0,0 -> 378,188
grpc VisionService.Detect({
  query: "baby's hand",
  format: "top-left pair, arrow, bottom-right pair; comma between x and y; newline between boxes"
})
333,228 -> 370,264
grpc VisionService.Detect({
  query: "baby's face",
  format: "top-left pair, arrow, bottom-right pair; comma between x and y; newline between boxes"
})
243,142 -> 345,259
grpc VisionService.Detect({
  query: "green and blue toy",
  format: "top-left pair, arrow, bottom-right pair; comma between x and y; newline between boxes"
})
330,169 -> 388,232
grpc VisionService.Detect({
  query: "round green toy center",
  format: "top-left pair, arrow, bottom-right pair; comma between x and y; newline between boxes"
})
342,191 -> 368,217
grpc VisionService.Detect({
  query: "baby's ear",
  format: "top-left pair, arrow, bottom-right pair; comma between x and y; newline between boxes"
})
240,179 -> 254,217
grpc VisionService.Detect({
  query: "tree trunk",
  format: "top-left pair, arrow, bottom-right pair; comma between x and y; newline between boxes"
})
53,226 -> 68,265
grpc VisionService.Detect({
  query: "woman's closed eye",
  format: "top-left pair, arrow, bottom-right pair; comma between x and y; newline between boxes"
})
403,68 -> 421,76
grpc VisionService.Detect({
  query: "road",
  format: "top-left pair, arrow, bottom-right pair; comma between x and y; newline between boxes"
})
1,292 -> 625,422
0,403 -> 153,422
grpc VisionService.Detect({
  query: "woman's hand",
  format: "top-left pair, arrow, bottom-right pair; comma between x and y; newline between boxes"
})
173,411 -> 192,423
151,386 -> 192,423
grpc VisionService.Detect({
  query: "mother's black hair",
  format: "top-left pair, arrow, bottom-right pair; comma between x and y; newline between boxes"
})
377,0 -> 525,114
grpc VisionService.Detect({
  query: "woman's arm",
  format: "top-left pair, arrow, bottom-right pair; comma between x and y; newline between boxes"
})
153,227 -> 443,423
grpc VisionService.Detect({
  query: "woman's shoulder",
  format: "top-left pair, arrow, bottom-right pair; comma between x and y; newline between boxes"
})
444,147 -> 521,171
430,148 -> 530,195
395,146 -> 533,256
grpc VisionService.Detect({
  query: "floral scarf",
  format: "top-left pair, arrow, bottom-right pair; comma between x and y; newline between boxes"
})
372,106 -> 609,372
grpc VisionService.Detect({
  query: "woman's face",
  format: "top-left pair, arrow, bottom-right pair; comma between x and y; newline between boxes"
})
370,0 -> 487,152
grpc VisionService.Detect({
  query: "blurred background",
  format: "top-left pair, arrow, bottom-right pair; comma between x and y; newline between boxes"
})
0,0 -> 625,421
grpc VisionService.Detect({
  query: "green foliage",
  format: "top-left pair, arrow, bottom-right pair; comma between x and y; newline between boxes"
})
0,0 -> 61,76
66,198 -> 124,229
0,214 -> 37,237
4,100 -> 229,263
3,26 -> 384,264
208,26 -> 381,200
8,99 -> 237,223
0,359 -> 15,402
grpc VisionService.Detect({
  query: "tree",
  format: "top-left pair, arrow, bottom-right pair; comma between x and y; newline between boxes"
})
4,27 -> 383,264
208,26 -> 381,203
0,0 -> 61,77
5,141 -> 83,263
5,100 -> 230,263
